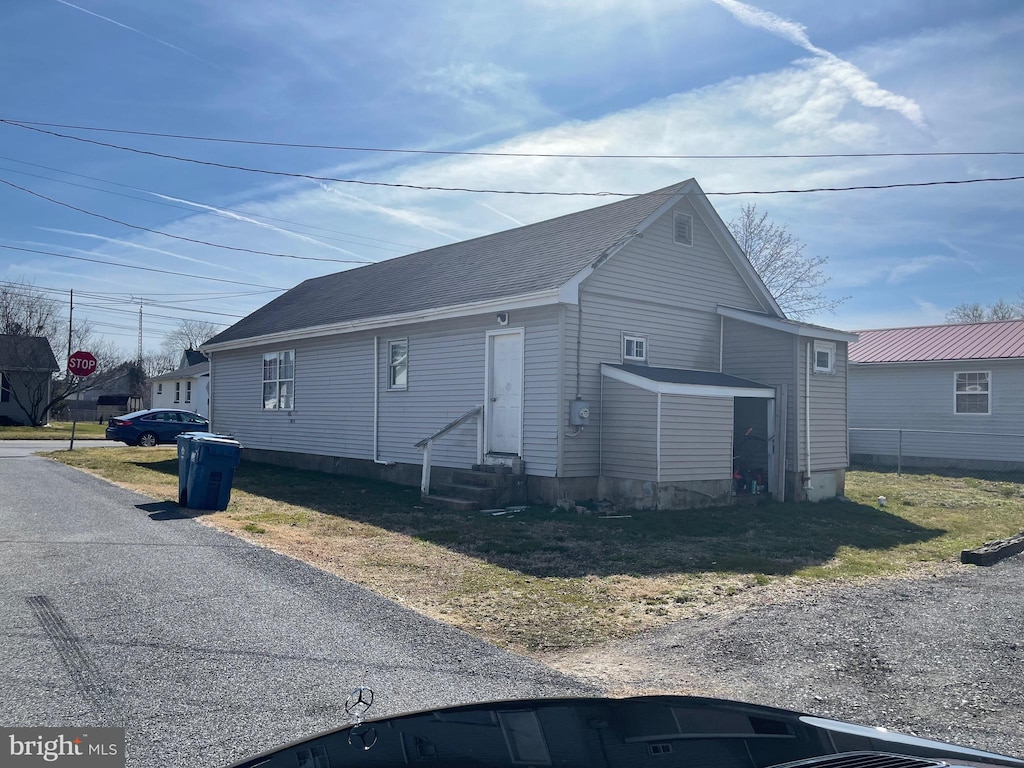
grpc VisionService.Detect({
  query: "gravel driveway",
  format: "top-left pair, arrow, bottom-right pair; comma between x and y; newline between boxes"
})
552,557 -> 1024,758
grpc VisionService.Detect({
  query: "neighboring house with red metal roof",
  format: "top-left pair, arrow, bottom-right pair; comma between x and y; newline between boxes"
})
848,319 -> 1024,471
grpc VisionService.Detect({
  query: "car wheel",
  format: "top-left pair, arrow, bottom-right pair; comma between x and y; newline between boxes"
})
138,431 -> 158,448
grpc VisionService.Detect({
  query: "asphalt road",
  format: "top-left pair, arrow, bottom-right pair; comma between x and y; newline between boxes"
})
0,453 -> 588,767
0,439 -> 124,457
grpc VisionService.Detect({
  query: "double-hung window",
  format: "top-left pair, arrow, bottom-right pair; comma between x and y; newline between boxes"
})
388,340 -> 408,390
263,350 -> 295,410
174,382 -> 180,403
622,334 -> 647,363
955,371 -> 989,414
185,381 -> 192,404
157,382 -> 163,395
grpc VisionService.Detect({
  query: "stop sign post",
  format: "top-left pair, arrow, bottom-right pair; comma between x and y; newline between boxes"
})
68,350 -> 98,377
67,350 -> 98,451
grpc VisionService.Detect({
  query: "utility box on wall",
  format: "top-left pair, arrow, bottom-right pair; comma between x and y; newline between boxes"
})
570,399 -> 591,426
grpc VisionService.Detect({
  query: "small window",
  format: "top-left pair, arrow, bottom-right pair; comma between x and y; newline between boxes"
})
813,341 -> 835,374
185,381 -> 192,403
622,334 -> 647,363
673,212 -> 693,246
1,372 -> 9,403
262,350 -> 295,410
156,382 -> 163,395
388,340 -> 408,390
955,371 -> 990,414
174,382 -> 180,403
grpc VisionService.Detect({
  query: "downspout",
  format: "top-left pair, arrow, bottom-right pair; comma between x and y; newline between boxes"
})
207,352 -> 214,430
804,341 -> 812,489
373,336 -> 384,464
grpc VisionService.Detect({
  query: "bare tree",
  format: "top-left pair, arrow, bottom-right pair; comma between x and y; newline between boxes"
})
142,349 -> 178,377
728,204 -> 846,320
946,298 -> 1024,324
161,319 -> 222,356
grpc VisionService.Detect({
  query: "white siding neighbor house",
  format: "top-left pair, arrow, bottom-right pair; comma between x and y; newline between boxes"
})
849,319 -> 1024,471
203,180 -> 856,509
150,360 -> 210,418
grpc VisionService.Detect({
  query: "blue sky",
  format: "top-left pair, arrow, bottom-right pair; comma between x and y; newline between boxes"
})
1,0 -> 1022,354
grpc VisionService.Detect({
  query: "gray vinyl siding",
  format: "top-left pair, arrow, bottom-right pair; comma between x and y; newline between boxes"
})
562,197 -> 765,477
849,359 -> 1024,463
659,394 -> 733,482
600,378 -> 658,481
0,370 -> 50,425
210,306 -> 561,476
721,317 -> 797,471
802,340 -> 849,471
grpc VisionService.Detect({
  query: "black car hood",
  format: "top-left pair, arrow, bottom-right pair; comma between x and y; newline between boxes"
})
227,695 -> 1022,768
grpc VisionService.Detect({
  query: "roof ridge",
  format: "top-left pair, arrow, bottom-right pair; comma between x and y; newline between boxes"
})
854,317 -> 1024,333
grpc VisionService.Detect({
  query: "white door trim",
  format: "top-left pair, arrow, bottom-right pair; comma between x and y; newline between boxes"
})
484,328 -> 525,457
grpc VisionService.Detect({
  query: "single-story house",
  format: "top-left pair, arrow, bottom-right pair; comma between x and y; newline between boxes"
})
203,179 -> 856,509
0,334 -> 59,426
151,359 -> 210,417
849,319 -> 1024,471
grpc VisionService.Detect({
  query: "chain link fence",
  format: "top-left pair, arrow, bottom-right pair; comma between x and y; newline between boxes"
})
850,427 -> 1024,477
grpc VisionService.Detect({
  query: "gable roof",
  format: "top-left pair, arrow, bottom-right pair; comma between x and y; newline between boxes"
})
0,334 -> 59,372
151,360 -> 210,381
205,180 -> 781,350
850,319 -> 1024,363
183,349 -> 208,366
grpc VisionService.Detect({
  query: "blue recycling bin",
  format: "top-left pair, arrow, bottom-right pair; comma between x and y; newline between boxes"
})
184,435 -> 242,511
176,432 -> 211,507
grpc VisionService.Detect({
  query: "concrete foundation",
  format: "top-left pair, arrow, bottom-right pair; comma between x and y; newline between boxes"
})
785,468 -> 845,502
598,476 -> 733,510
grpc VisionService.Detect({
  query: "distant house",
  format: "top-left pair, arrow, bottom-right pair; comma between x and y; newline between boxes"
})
151,359 -> 210,417
203,179 -> 856,509
0,334 -> 60,426
75,362 -> 147,421
849,319 -> 1024,471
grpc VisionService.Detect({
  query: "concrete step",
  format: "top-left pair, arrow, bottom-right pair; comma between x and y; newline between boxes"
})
422,494 -> 480,511
448,468 -> 518,488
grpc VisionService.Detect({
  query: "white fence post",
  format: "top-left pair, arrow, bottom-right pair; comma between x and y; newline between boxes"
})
421,440 -> 432,496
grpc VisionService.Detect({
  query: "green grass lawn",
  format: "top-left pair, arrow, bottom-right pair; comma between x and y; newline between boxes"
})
46,447 -> 1024,653
0,421 -> 109,439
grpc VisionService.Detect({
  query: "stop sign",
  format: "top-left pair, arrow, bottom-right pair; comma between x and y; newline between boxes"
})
67,350 -> 98,377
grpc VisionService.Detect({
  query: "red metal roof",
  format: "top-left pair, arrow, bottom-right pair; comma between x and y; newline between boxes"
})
849,319 -> 1024,363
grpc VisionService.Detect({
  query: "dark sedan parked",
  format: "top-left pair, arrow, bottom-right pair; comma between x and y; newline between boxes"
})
106,408 -> 209,447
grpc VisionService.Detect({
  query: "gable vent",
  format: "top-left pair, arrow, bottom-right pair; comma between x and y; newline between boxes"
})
674,213 -> 693,246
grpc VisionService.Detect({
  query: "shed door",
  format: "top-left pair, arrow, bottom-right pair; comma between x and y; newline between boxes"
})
486,330 -> 523,455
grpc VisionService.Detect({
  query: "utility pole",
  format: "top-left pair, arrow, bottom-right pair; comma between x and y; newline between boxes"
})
67,289 -> 73,374
137,303 -> 143,366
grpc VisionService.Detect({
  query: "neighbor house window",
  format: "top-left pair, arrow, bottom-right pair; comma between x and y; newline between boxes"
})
673,212 -> 693,246
263,350 -> 295,410
185,381 -> 192,404
174,382 -> 180,403
0,372 -> 9,403
813,341 -> 836,374
157,382 -> 162,395
622,334 -> 647,363
388,340 -> 408,390
955,371 -> 990,414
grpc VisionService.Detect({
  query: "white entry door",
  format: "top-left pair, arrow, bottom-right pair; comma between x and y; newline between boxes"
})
486,330 -> 524,455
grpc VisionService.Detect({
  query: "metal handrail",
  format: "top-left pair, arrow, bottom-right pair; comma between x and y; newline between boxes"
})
415,405 -> 485,496
414,405 -> 483,448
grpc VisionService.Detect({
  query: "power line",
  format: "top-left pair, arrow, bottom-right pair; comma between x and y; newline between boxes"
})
0,244 -> 288,289
0,160 -> 412,253
5,118 -> 1023,160
5,121 -> 1023,197
0,177 -> 376,263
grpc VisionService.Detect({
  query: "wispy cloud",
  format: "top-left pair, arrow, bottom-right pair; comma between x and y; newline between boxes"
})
37,229 -> 242,272
317,183 -> 463,242
145,192 -> 374,263
886,255 -> 958,284
54,0 -> 217,68
478,202 -> 526,227
709,0 -> 925,128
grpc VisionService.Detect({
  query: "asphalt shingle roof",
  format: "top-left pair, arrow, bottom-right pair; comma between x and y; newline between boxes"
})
0,334 -> 59,372
610,363 -> 770,389
850,320 -> 1024,363
208,182 -> 691,346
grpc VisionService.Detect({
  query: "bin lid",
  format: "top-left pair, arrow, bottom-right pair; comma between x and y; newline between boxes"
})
192,434 -> 240,447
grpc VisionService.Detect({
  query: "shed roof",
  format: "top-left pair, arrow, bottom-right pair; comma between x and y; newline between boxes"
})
0,334 -> 59,372
849,320 -> 1024,363
610,364 -> 769,389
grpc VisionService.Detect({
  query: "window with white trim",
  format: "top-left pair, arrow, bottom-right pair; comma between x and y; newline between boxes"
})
388,340 -> 408,390
156,382 -> 162,395
185,381 -> 192,404
622,334 -> 647,363
262,350 -> 295,410
0,372 -> 9,403
813,340 -> 836,374
955,371 -> 989,414
174,381 -> 180,403
673,212 -> 693,246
